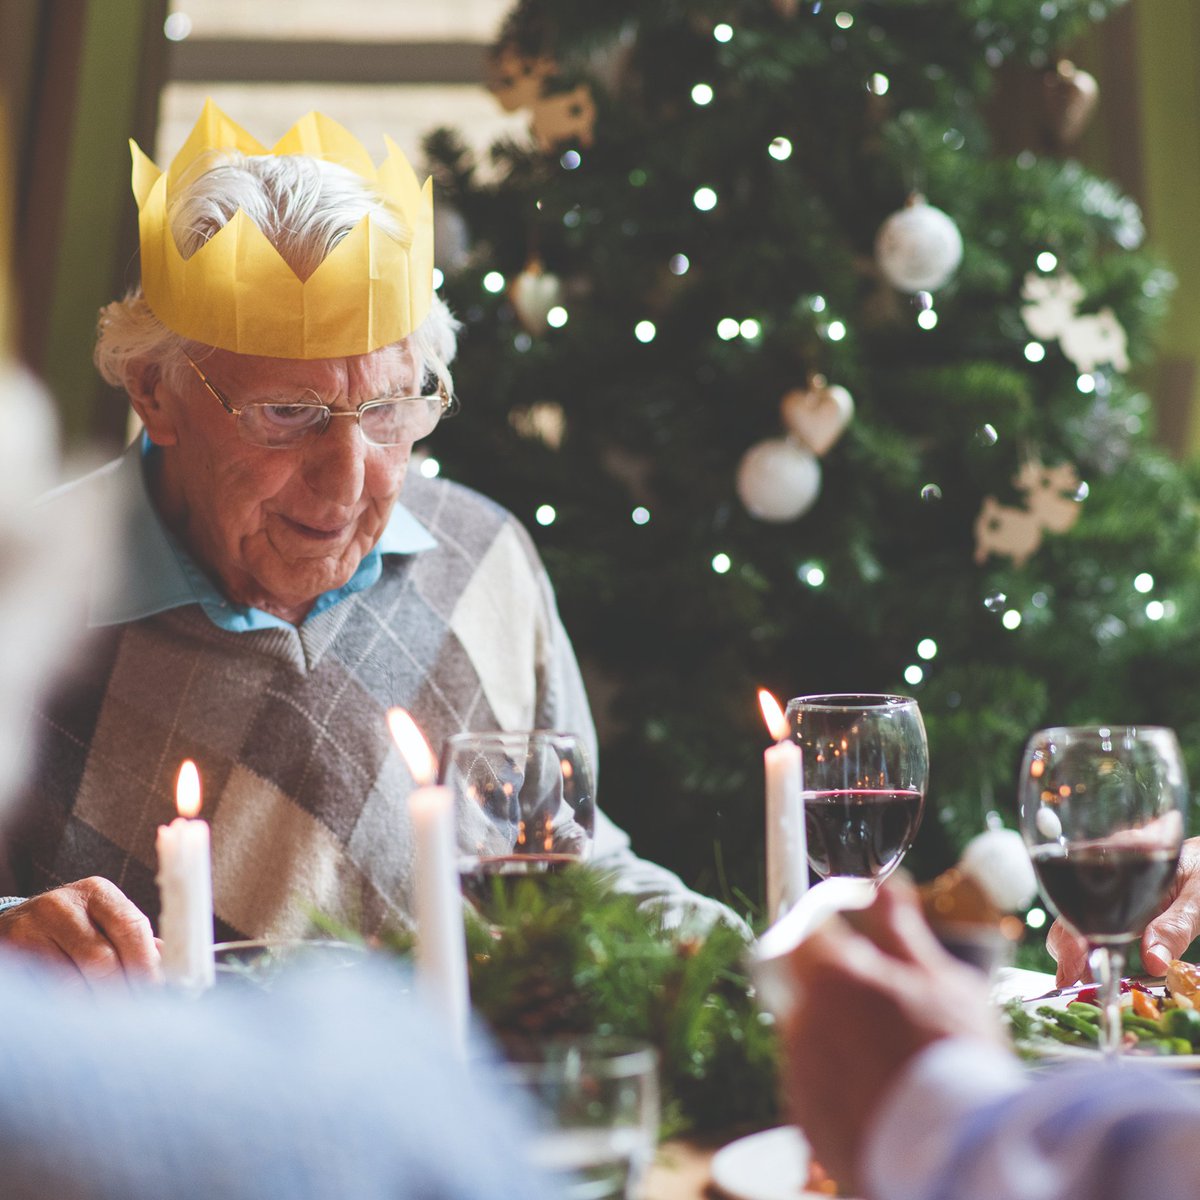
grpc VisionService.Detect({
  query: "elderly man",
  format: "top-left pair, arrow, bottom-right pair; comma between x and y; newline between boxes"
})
0,355 -> 555,1200
1,102 -> 719,982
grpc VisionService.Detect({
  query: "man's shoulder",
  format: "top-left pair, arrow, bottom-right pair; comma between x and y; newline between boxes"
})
401,472 -> 535,547
397,472 -> 547,582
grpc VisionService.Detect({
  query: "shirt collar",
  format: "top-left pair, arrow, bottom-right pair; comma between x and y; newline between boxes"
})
74,437 -> 436,629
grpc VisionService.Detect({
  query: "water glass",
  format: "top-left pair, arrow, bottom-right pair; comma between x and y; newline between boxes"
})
497,1036 -> 659,1200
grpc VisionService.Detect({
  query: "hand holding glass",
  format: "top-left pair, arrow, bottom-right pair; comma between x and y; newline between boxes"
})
785,694 -> 928,883
1019,725 -> 1187,1059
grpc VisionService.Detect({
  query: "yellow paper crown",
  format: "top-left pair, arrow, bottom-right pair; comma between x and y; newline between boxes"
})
131,99 -> 434,360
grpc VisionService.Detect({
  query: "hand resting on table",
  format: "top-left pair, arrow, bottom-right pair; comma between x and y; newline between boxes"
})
0,877 -> 161,985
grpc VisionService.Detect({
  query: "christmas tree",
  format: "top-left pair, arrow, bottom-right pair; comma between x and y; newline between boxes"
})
423,0 -> 1200,911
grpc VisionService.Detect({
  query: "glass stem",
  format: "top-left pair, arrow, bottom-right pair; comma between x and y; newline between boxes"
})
1088,944 -> 1126,1062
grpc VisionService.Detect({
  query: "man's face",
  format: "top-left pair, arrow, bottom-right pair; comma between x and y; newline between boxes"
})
152,345 -> 421,622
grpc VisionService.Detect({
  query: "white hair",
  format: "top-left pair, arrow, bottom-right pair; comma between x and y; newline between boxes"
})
95,150 -> 459,396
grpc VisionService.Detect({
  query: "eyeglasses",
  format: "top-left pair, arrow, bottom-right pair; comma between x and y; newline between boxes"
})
182,354 -> 454,450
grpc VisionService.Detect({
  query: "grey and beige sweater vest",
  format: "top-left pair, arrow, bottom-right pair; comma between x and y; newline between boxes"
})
9,473 -> 621,941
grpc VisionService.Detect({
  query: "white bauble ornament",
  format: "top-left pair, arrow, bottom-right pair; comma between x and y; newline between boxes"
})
736,437 -> 821,522
780,377 -> 854,456
875,195 -> 963,293
959,826 -> 1038,913
509,261 -> 563,334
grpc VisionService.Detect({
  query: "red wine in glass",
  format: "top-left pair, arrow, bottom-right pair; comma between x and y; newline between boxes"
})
458,853 -> 579,908
805,788 -> 925,881
1019,725 -> 1189,1060
1030,842 -> 1179,944
785,694 -> 929,884
440,730 -> 596,913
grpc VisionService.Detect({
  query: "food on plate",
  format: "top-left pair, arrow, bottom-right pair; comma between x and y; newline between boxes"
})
805,1157 -> 839,1196
1166,958 -> 1200,1006
1006,960 -> 1200,1058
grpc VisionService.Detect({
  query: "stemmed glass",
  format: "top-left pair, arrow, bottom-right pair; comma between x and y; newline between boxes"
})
785,694 -> 928,884
440,731 -> 596,908
1019,726 -> 1188,1060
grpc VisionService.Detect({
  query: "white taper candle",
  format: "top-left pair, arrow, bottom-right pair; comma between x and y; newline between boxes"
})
758,689 -> 808,923
388,708 -> 470,1059
156,759 -> 214,992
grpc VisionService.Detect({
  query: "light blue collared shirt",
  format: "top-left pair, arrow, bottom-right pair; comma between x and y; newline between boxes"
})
54,438 -> 437,633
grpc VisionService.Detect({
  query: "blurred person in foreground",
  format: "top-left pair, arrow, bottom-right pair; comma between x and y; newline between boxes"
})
0,101 -> 732,982
782,879 -> 1200,1200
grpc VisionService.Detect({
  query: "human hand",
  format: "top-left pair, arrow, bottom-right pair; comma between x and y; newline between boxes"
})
1047,835 -> 1200,984
0,877 -> 162,986
780,878 -> 1002,1193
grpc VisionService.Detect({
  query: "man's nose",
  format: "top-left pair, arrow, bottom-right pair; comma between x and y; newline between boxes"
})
301,413 -> 366,504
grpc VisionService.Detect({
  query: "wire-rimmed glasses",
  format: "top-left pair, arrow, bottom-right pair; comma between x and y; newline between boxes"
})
183,353 -> 454,449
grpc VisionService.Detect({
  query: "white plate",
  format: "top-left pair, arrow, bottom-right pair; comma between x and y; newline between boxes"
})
709,1126 -> 828,1200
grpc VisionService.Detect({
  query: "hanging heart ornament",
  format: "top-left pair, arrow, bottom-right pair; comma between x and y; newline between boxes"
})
509,261 -> 563,335
780,377 -> 855,456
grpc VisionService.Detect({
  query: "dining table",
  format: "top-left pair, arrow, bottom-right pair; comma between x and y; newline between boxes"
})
638,965 -> 1059,1200
641,1139 -> 726,1200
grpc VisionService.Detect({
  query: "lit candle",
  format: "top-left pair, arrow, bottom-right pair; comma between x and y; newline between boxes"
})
387,708 -> 469,1058
758,689 -> 808,923
156,759 -> 214,991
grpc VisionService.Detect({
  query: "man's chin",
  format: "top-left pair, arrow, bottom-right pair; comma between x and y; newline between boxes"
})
248,558 -> 361,613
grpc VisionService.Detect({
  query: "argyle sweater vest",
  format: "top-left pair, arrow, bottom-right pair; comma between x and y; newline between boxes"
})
9,473 -> 599,942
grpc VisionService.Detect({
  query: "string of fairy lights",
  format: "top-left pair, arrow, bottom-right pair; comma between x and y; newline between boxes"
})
414,2 -> 1172,708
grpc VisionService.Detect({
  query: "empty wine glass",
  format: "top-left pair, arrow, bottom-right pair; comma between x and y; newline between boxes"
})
440,730 -> 596,907
1019,725 -> 1188,1060
785,694 -> 928,884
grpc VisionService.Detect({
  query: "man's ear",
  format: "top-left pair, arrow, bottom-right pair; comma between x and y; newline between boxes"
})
125,359 -> 179,446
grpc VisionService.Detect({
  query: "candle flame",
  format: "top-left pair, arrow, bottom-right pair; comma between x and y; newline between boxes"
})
175,759 -> 202,818
387,707 -> 437,786
757,688 -> 789,742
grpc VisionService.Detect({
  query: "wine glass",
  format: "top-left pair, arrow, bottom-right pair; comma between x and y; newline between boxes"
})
439,730 -> 596,907
784,694 -> 928,883
1019,725 -> 1188,1060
